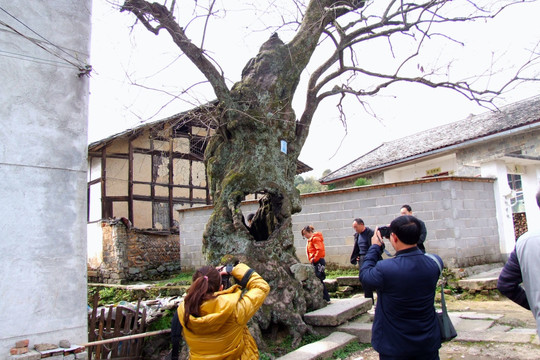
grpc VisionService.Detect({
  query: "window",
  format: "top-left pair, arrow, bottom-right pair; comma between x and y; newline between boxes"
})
507,173 -> 525,213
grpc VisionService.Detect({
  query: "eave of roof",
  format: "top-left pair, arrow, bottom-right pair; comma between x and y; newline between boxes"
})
320,95 -> 540,184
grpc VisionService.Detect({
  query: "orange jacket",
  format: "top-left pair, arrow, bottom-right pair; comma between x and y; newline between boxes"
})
306,232 -> 326,264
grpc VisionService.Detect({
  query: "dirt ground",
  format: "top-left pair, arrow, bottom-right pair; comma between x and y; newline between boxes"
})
344,299 -> 540,360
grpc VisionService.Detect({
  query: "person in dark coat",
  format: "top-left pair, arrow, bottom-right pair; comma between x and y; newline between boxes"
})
497,187 -> 540,335
360,215 -> 442,360
400,205 -> 427,252
350,218 -> 376,299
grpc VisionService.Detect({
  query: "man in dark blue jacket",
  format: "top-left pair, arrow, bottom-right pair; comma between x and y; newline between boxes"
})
360,215 -> 442,360
350,218 -> 376,299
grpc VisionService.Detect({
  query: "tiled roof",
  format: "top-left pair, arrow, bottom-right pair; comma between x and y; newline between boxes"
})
320,95 -> 540,184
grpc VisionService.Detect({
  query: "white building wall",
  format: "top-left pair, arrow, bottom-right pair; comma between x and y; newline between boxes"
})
384,153 -> 457,183
522,164 -> 540,232
0,1 -> 92,355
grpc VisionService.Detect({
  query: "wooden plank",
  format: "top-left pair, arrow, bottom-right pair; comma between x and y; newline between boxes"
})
169,137 -> 174,228
128,137 -> 134,224
101,148 -> 108,218
121,312 -> 133,357
95,308 -> 105,360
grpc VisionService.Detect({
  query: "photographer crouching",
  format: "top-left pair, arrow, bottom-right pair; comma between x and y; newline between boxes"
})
170,262 -> 269,359
359,215 -> 442,360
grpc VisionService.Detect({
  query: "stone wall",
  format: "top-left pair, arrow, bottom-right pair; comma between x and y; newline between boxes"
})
178,176 -> 501,270
88,220 -> 180,284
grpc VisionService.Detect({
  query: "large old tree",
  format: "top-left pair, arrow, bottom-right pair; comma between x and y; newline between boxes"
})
120,0 -> 538,345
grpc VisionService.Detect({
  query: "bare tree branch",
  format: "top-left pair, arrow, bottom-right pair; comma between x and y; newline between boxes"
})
121,0 -> 232,105
294,0 -> 540,148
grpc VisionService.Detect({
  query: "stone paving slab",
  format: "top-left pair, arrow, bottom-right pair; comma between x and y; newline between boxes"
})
508,328 -> 537,334
304,298 -> 373,327
455,331 -> 534,343
336,276 -> 361,287
453,318 -> 494,332
487,324 -> 512,332
337,321 -> 373,343
276,332 -> 357,360
458,313 -> 503,321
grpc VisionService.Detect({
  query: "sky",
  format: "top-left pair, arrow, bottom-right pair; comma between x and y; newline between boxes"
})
88,0 -> 540,179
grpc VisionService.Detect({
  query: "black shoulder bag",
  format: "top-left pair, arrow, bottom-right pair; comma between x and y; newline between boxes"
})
425,253 -> 458,342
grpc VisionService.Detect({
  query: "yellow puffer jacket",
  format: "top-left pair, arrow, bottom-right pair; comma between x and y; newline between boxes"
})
177,263 -> 270,360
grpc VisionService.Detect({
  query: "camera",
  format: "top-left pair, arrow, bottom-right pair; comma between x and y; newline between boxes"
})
219,264 -> 234,289
378,226 -> 391,238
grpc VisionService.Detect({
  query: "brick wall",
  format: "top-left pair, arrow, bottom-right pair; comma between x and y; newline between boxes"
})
88,220 -> 180,283
178,176 -> 501,270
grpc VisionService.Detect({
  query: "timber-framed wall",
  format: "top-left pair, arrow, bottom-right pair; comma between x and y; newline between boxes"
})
88,112 -> 213,232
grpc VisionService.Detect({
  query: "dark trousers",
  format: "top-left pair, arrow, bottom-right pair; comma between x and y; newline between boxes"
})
358,255 -> 374,300
170,311 -> 181,360
313,258 -> 330,301
379,351 -> 439,360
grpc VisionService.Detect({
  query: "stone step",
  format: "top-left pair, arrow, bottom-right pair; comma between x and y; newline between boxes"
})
457,268 -> 502,291
337,320 -> 373,343
335,276 -> 361,287
275,332 -> 357,360
304,297 -> 373,327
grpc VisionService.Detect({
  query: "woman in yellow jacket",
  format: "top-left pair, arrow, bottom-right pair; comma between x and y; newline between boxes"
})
175,263 -> 270,360
302,225 -> 330,301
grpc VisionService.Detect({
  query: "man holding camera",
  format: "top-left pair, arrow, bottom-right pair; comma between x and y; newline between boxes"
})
360,215 -> 442,360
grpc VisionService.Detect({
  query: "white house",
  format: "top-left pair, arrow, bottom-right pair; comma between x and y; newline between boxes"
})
321,95 -> 540,256
0,2 -> 92,355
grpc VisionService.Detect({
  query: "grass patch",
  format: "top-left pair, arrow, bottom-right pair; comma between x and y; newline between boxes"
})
147,309 -> 175,331
331,341 -> 369,359
325,263 -> 358,279
155,271 -> 194,286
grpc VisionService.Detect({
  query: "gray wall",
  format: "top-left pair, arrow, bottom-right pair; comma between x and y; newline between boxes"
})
0,2 -> 92,355
178,177 -> 501,270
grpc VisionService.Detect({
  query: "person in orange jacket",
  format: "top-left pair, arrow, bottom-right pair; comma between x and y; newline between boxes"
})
173,263 -> 270,359
302,225 -> 330,301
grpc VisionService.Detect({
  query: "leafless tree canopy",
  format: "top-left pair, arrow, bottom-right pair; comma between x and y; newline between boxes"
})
120,0 -> 539,146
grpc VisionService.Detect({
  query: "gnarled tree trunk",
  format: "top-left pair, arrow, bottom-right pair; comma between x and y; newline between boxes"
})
202,34 -> 326,344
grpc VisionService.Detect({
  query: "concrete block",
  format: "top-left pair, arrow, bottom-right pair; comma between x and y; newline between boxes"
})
376,196 -> 394,206
275,332 -> 357,360
304,298 -> 372,327
385,187 -> 403,196
75,351 -> 88,359
343,201 -> 361,210
8,350 -> 41,360
412,191 -> 432,202
337,321 -> 373,343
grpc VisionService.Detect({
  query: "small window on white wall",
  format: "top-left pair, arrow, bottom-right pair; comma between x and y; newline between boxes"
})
507,173 -> 525,213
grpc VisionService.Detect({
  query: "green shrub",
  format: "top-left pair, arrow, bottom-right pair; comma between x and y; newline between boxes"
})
354,178 -> 371,186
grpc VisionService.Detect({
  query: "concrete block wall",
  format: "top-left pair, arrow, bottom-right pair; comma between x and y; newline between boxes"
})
178,177 -> 500,270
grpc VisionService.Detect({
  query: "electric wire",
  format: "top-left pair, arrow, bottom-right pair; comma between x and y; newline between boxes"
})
0,6 -> 91,75
0,6 -> 83,64
0,49 -> 74,69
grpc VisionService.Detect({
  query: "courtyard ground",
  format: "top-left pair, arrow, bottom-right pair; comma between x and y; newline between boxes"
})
343,299 -> 540,360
